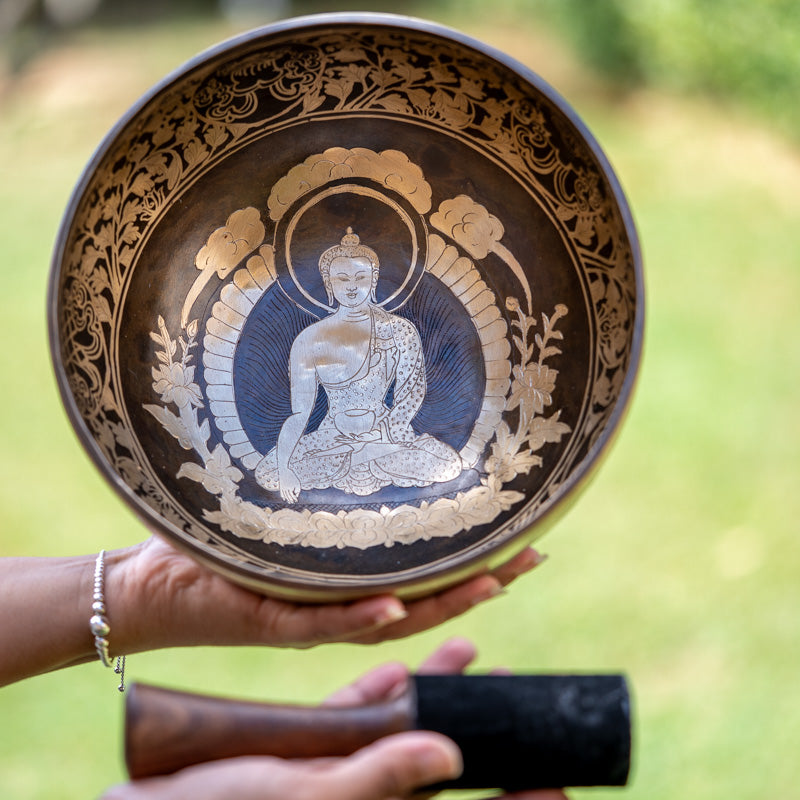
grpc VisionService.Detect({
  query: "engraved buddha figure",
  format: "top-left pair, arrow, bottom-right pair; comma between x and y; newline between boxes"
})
254,227 -> 464,501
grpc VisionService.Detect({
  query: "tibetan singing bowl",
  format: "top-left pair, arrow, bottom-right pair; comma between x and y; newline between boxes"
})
48,13 -> 644,601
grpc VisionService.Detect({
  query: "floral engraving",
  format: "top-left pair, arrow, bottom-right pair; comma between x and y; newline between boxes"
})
484,301 -> 571,486
54,25 -> 637,553
144,297 -> 569,550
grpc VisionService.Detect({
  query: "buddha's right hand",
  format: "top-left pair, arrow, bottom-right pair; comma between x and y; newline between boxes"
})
278,468 -> 301,503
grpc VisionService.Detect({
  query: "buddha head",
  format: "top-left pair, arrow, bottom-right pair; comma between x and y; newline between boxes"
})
318,228 -> 380,307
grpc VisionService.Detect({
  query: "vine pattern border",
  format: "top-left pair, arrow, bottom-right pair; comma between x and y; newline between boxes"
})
55,25 -> 637,562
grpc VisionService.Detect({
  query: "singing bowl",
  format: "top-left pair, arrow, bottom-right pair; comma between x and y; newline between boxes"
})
48,13 -> 643,601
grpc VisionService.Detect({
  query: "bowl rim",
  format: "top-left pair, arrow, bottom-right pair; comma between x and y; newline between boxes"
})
47,11 -> 644,600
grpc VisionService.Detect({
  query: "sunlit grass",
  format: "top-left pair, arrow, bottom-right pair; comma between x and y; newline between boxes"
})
1,7 -> 799,800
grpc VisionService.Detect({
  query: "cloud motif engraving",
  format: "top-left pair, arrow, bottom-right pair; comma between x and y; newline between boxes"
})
268,147 -> 432,220
429,195 -> 504,259
194,207 -> 266,278
430,195 -> 532,313
181,207 -> 266,328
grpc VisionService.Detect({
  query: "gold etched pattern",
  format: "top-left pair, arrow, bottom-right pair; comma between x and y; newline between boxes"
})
424,233 -> 511,468
268,147 -> 432,220
146,295 -> 566,550
54,23 -> 637,566
141,142 -> 566,549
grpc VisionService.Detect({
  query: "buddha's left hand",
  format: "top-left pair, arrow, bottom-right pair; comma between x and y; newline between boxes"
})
107,535 -> 546,654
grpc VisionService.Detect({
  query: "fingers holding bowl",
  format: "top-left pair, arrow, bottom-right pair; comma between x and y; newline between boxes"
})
348,546 -> 547,645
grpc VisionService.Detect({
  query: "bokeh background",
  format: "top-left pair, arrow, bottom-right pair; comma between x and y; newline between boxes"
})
1,1 -> 799,798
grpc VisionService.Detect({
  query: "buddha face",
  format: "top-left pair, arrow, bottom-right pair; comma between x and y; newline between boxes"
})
327,255 -> 376,308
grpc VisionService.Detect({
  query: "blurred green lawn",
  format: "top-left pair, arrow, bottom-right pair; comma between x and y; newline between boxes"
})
1,5 -> 799,799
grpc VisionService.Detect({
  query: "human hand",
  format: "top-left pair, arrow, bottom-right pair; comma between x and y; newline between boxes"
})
109,537 -> 546,656
322,639 -> 570,800
100,733 -> 462,800
101,639 -> 568,800
322,635 -> 481,708
101,742 -> 569,800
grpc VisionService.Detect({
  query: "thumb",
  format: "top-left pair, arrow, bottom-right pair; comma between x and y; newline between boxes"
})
326,731 -> 463,800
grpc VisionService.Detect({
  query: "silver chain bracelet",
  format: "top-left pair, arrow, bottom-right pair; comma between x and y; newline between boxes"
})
90,550 -> 126,692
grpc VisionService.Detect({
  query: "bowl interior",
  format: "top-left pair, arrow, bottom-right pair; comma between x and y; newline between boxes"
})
50,14 -> 642,600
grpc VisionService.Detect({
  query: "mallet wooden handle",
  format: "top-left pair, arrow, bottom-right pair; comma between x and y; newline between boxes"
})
125,682 -> 413,779
125,674 -> 631,790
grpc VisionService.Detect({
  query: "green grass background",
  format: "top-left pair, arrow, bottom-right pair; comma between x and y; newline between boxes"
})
1,3 -> 799,798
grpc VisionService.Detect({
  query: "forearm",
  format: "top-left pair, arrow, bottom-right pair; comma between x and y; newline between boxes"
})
276,412 -> 308,471
0,548 -> 135,686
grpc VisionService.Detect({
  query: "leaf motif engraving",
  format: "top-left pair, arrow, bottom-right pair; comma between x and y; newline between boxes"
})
483,301 -> 572,486
373,93 -> 411,114
143,404 -> 194,450
58,28 -> 635,550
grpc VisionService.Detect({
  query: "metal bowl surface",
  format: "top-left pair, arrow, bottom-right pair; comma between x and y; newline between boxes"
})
49,13 -> 643,601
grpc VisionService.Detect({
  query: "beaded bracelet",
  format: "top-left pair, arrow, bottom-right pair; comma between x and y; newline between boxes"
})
90,550 -> 126,692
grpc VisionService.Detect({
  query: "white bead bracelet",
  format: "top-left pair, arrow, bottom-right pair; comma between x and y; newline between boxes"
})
91,550 -> 126,692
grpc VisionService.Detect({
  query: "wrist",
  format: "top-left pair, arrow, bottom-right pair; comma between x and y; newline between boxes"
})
103,542 -> 150,658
